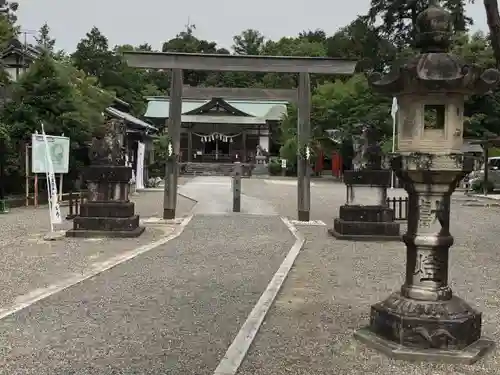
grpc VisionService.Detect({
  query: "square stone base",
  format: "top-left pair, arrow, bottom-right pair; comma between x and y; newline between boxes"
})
66,226 -> 145,238
354,327 -> 495,365
328,227 -> 401,242
329,218 -> 401,242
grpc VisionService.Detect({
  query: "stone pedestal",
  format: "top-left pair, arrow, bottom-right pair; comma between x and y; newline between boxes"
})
329,169 -> 400,241
253,155 -> 268,175
66,165 -> 145,238
354,154 -> 494,364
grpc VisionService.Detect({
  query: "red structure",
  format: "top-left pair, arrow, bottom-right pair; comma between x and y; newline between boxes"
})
332,152 -> 342,177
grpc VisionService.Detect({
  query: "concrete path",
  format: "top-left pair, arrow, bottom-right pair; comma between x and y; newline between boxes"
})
179,176 -> 278,215
0,214 -> 295,375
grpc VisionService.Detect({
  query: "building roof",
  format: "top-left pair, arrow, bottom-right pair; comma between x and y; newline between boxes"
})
144,96 -> 289,123
171,86 -> 297,102
105,107 -> 157,133
0,39 -> 41,62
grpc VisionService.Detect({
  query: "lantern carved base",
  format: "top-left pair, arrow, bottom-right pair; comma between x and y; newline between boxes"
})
354,154 -> 494,364
329,205 -> 400,241
66,166 -> 145,238
354,292 -> 494,364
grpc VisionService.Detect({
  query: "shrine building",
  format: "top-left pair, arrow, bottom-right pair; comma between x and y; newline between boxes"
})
143,86 -> 296,164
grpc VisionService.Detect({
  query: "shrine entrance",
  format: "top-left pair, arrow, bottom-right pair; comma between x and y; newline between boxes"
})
203,138 -> 230,160
123,51 -> 357,220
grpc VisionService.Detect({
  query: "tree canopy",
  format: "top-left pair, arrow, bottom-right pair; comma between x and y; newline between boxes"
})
1,0 -> 500,189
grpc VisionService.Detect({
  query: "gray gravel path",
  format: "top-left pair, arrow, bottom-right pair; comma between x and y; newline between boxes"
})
237,198 -> 500,375
0,193 -> 194,313
0,214 -> 295,375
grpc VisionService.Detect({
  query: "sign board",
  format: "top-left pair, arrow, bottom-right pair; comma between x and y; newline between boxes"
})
281,159 -> 287,168
31,134 -> 70,174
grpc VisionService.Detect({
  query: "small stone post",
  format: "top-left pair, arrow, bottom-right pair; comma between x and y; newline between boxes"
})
232,162 -> 242,212
354,0 -> 500,363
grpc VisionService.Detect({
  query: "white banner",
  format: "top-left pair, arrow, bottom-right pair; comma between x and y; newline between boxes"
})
41,124 -> 62,225
136,142 -> 145,189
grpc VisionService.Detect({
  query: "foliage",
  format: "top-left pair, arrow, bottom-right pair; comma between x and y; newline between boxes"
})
279,74 -> 391,164
34,22 -> 55,52
268,159 -> 282,175
72,27 -> 161,116
470,178 -> 494,193
367,0 -> 472,49
233,29 -> 265,55
148,133 -> 173,177
2,51 -> 112,177
4,0 -> 500,192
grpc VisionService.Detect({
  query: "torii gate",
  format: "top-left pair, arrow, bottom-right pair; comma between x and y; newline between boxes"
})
123,51 -> 357,220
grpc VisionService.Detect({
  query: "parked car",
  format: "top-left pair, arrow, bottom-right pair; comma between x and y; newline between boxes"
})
468,156 -> 500,192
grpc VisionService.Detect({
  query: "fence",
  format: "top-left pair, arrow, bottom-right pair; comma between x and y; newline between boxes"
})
386,196 -> 408,221
66,190 -> 87,220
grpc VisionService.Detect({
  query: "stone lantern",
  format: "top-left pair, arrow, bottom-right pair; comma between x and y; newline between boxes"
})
354,0 -> 500,363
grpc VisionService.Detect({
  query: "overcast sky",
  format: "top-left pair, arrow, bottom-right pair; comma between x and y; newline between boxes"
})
16,0 -> 490,53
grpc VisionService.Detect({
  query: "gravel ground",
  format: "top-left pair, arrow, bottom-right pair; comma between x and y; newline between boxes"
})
236,181 -> 500,375
1,177 -> 497,374
241,178 -> 407,224
0,193 -> 194,312
132,191 -> 196,218
0,214 -> 295,375
0,193 -> 195,244
0,226 -> 172,312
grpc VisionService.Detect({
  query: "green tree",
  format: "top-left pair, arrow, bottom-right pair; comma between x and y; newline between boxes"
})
259,37 -> 327,89
299,29 -> 327,44
326,17 -> 396,71
0,3 -> 16,48
2,52 -> 111,173
162,24 -> 229,87
483,0 -> 500,67
72,27 -> 119,80
232,29 -> 265,55
34,22 -> 55,52
279,74 -> 392,164
367,0 -> 471,49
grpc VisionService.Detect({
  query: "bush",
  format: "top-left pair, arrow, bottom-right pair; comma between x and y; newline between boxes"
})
471,178 -> 494,193
268,161 -> 282,175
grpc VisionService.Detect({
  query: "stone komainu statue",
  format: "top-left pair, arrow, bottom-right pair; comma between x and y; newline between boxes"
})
354,125 -> 383,170
89,118 -> 127,166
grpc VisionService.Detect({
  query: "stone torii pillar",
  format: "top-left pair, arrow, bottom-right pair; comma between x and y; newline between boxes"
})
122,51 -> 357,220
354,0 -> 500,364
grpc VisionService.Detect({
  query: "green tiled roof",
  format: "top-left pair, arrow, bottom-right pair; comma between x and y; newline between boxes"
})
144,99 -> 208,118
144,98 -> 288,121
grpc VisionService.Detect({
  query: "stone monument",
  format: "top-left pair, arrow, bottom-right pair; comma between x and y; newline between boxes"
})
329,124 -> 400,241
66,119 -> 145,238
354,0 -> 500,363
253,145 -> 269,175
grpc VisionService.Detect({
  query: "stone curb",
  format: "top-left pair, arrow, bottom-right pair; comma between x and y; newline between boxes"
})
213,217 -> 305,375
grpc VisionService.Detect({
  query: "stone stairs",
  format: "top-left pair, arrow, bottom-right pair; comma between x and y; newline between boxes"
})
181,163 -> 252,176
